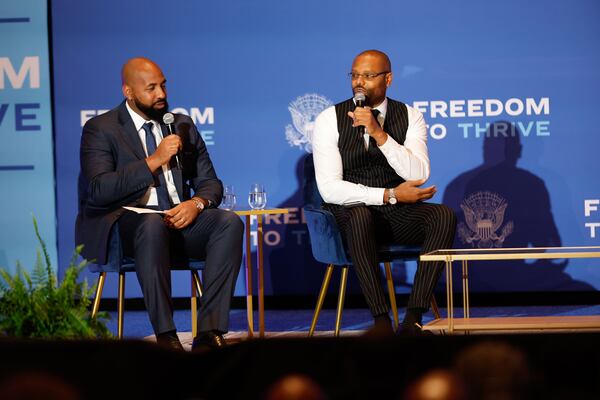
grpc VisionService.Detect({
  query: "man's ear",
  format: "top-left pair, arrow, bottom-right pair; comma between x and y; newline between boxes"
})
122,84 -> 132,100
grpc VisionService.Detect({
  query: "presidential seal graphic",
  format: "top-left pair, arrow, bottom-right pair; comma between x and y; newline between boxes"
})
458,191 -> 514,248
285,93 -> 332,152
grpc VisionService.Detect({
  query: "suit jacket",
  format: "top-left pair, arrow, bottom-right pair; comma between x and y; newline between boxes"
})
75,100 -> 223,264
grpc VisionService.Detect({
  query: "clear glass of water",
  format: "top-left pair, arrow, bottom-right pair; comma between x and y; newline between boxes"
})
221,185 -> 236,211
248,183 -> 267,210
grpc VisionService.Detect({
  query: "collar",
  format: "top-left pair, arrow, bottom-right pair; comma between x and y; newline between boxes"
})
125,100 -> 155,131
372,98 -> 388,119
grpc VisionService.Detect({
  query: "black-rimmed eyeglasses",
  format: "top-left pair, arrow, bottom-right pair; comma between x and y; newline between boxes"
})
348,71 -> 390,80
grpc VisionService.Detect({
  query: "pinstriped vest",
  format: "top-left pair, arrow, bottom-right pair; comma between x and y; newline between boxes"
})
335,97 -> 409,188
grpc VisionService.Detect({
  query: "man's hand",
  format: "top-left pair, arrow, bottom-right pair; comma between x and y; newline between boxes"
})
164,200 -> 199,230
393,179 -> 436,203
146,135 -> 182,172
347,108 -> 387,145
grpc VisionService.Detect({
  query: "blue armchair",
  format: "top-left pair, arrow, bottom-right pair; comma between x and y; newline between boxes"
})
302,154 -> 440,336
88,223 -> 205,339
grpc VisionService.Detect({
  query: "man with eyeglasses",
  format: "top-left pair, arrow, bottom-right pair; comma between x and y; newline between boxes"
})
312,50 -> 456,335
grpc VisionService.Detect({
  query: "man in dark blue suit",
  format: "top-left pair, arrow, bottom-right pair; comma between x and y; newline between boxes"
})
76,57 -> 243,350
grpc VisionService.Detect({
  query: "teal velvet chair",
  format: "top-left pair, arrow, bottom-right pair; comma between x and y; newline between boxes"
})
302,154 -> 440,336
88,223 -> 205,339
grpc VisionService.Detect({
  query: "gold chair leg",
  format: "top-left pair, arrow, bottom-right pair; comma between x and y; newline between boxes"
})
118,272 -> 125,340
384,262 -> 399,331
192,270 -> 203,297
191,270 -> 204,338
334,266 -> 349,337
430,294 -> 444,335
308,265 -> 334,337
191,272 -> 198,338
91,272 -> 106,318
431,295 -> 441,320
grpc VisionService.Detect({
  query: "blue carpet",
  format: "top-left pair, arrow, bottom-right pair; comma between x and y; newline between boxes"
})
106,305 -> 600,338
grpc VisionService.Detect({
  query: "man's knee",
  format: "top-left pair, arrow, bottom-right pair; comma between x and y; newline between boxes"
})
345,206 -> 375,242
220,211 -> 244,237
347,206 -> 374,226
137,214 -> 169,239
437,204 -> 457,229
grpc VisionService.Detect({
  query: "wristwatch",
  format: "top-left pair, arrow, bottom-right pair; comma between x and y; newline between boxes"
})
192,197 -> 205,210
387,188 -> 397,205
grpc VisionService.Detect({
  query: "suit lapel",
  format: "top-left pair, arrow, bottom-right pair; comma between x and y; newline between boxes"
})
117,102 -> 147,160
161,123 -> 184,200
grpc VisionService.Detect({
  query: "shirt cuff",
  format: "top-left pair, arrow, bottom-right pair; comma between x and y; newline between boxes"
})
366,187 -> 386,205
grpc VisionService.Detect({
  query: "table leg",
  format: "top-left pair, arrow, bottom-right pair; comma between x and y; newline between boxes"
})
257,214 -> 265,338
463,260 -> 470,320
245,215 -> 254,338
446,258 -> 453,333
191,273 -> 197,339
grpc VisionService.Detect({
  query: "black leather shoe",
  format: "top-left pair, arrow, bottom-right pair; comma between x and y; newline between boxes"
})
192,331 -> 226,353
156,331 -> 184,351
397,322 -> 434,337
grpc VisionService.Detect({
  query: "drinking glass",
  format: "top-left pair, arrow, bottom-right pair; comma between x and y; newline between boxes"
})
248,183 -> 267,210
221,185 -> 236,211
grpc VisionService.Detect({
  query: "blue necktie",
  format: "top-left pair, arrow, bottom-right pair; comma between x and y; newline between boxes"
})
142,122 -> 172,210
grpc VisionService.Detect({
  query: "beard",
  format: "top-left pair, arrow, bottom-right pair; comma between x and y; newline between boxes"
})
134,97 -> 169,121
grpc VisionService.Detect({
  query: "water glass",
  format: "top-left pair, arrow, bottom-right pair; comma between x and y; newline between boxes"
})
221,185 -> 236,211
248,183 -> 267,210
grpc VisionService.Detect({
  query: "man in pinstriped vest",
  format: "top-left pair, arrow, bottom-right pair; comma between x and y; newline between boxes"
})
312,50 -> 456,335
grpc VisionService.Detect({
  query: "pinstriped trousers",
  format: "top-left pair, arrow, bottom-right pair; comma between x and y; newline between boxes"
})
325,202 -> 456,317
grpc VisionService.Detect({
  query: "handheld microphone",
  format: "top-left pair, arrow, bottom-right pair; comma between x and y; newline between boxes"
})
162,112 -> 182,169
353,92 -> 366,135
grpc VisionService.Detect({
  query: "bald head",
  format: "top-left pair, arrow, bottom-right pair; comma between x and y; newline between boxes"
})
353,50 -> 392,72
121,57 -> 168,121
121,57 -> 163,86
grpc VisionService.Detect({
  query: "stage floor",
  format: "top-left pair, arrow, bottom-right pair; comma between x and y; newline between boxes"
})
108,303 -> 600,342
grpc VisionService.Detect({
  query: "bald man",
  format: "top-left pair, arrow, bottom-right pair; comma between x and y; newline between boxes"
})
312,50 -> 456,335
76,58 -> 243,350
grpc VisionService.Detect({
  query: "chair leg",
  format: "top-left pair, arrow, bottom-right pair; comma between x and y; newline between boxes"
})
190,270 -> 204,338
430,295 -> 444,335
191,272 -> 198,339
192,270 -> 203,297
383,262 -> 399,331
430,295 -> 441,319
334,266 -> 349,337
91,273 -> 106,318
308,264 -> 334,337
118,272 -> 125,340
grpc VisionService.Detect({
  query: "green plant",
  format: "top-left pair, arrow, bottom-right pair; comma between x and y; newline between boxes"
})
0,217 -> 112,339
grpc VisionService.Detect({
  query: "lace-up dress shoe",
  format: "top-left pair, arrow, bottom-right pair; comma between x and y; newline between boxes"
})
192,331 -> 226,353
397,322 -> 434,337
156,331 -> 184,351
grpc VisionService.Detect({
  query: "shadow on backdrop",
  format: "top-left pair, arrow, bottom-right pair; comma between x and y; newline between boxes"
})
442,121 -> 593,292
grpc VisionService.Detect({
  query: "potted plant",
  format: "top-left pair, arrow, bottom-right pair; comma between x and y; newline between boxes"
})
0,217 -> 111,339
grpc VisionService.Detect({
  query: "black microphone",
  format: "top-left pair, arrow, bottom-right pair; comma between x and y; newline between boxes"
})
162,112 -> 182,169
354,92 -> 366,135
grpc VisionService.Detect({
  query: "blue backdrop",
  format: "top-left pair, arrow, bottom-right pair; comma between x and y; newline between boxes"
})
46,0 -> 600,297
0,1 -> 57,275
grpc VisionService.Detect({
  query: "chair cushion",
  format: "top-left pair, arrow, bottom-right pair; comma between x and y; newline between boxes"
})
304,208 -> 351,265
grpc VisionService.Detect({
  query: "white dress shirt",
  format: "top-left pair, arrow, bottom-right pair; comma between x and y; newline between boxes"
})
312,98 -> 430,206
126,102 -> 181,207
